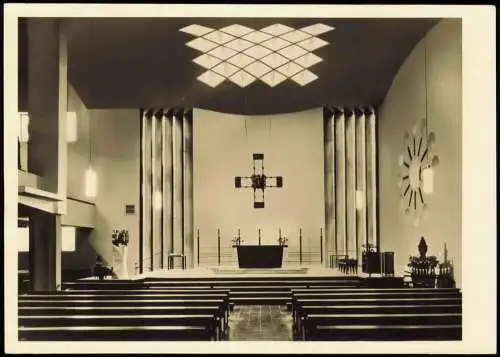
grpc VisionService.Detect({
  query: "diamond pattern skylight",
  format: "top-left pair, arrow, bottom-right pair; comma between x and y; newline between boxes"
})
181,23 -> 335,88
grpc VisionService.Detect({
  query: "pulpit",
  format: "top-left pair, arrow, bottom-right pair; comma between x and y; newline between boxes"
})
233,245 -> 287,268
362,244 -> 395,276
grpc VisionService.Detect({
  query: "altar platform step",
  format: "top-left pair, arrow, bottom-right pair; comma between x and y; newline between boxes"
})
209,267 -> 308,275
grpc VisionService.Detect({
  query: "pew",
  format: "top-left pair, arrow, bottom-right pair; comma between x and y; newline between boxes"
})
301,313 -> 461,340
19,298 -> 225,308
19,300 -> 228,335
19,325 -> 213,341
290,291 -> 460,310
51,288 -> 232,295
19,314 -> 220,340
19,287 -> 232,341
308,324 -> 462,341
290,288 -> 462,341
292,300 -> 462,339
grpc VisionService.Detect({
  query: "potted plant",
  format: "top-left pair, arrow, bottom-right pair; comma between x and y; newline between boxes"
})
111,229 -> 130,279
407,237 -> 439,288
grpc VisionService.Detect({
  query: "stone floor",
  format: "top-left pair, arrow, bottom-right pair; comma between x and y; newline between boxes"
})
228,305 -> 293,341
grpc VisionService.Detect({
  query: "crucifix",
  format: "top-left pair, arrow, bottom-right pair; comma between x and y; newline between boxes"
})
235,153 -> 283,208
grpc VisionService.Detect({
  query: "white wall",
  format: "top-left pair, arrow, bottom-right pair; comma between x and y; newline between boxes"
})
61,199 -> 95,228
194,108 -> 325,265
88,109 -> 140,275
67,84 -> 94,203
378,19 -> 462,287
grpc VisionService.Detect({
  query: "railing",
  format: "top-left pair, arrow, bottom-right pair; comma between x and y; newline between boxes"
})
134,252 -> 163,275
196,227 -> 326,267
197,246 -> 323,267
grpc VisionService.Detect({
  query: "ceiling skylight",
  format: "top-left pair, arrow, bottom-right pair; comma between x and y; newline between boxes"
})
180,23 -> 335,88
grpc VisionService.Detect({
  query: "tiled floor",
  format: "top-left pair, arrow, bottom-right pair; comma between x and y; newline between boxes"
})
228,305 -> 293,341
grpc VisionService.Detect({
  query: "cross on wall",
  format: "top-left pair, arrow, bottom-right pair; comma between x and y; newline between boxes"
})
235,153 -> 283,209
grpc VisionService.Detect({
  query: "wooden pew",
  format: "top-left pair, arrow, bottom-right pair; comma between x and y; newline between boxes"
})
291,287 -> 460,294
308,324 -> 462,341
19,299 -> 228,335
48,288 -> 232,295
20,292 -> 229,319
19,325 -> 213,341
292,301 -> 462,340
19,298 -> 225,308
290,289 -> 462,340
302,313 -> 462,340
20,302 -> 227,332
290,290 -> 461,317
19,314 -> 220,340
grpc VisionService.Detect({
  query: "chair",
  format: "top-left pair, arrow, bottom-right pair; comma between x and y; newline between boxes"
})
168,252 -> 186,270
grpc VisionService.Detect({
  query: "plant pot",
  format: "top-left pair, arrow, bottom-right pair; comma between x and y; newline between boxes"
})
112,245 -> 129,279
411,273 -> 436,288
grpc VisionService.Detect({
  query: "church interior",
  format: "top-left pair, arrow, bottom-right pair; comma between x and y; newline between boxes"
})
4,7 -> 496,352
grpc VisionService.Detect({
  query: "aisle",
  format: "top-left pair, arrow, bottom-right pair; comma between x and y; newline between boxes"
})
228,305 -> 293,341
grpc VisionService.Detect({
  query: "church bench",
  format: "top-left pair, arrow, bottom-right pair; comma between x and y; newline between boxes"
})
19,325 -> 214,341
290,291 -> 461,311
290,296 -> 462,331
291,287 -> 460,293
299,312 -> 461,340
290,288 -> 461,296
19,314 -> 221,340
19,298 -> 226,307
56,288 -> 231,295
20,291 -> 230,300
290,291 -> 461,305
293,303 -> 462,337
306,324 -> 462,341
19,299 -> 229,333
20,291 -> 230,309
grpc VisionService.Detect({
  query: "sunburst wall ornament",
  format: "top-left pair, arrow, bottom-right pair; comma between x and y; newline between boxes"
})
179,23 -> 335,88
397,119 -> 439,227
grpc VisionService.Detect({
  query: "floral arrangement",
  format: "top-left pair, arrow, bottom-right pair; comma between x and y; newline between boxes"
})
112,229 -> 129,247
277,236 -> 288,246
231,236 -> 242,246
408,255 -> 439,272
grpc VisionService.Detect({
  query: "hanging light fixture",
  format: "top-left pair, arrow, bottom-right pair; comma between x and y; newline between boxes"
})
66,111 -> 78,143
19,112 -> 30,143
85,115 -> 97,197
153,191 -> 162,211
355,189 -> 365,210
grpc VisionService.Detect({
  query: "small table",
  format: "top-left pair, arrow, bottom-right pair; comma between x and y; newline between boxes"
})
167,253 -> 186,270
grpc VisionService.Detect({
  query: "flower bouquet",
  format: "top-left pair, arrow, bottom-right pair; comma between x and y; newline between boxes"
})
231,236 -> 242,247
277,236 -> 288,247
112,229 -> 129,247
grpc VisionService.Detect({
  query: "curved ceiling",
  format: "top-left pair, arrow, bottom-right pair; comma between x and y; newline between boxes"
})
20,17 -> 439,115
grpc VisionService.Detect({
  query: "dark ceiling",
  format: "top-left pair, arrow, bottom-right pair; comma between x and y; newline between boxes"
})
19,17 -> 440,115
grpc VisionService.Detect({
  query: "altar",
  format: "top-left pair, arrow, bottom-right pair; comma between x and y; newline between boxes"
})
234,245 -> 287,269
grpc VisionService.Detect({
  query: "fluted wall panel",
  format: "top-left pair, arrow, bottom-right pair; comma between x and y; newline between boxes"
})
141,108 -> 193,272
324,106 -> 377,268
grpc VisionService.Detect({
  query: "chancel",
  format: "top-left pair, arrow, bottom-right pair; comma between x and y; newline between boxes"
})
11,10 -> 470,346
